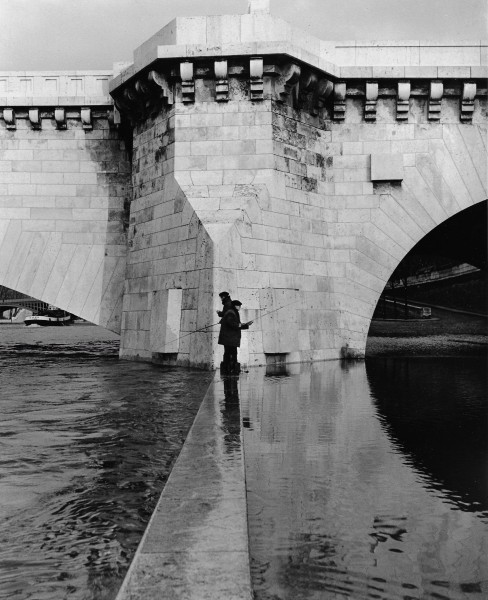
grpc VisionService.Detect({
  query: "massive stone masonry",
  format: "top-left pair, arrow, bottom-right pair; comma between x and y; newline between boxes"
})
0,16 -> 486,368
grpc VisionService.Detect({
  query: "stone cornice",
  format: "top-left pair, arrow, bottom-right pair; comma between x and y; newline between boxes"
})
109,11 -> 488,94
110,40 -> 488,95
108,53 -> 486,126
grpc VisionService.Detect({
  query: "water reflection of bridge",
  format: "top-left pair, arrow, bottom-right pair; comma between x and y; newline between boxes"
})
0,286 -> 47,314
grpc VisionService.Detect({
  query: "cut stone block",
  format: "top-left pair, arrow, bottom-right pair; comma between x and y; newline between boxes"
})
370,153 -> 404,182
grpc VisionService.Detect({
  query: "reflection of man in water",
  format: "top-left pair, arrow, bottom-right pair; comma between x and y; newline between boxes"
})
218,300 -> 253,374
221,375 -> 240,453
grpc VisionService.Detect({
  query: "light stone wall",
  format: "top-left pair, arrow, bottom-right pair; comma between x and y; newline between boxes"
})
120,105 -> 217,366
0,114 -> 130,332
265,98 -> 487,359
124,90 -> 486,367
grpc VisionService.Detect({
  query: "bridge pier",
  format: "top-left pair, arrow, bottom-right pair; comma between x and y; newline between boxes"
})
110,14 -> 487,368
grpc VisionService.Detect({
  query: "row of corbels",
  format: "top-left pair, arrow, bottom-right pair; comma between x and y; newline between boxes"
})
167,58 -> 266,103
113,59 -> 479,124
177,59 -> 333,111
113,58 -> 265,119
112,59 -> 333,121
333,80 -> 478,122
1,107 -> 119,130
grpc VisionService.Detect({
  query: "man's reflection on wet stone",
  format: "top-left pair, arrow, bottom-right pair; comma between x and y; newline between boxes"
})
221,375 -> 241,453
265,363 -> 290,378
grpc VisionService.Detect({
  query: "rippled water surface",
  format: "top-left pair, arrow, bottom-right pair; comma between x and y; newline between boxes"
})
242,358 -> 488,600
0,324 -> 212,600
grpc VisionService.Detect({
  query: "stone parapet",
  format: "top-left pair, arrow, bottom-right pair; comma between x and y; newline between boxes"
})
0,71 -> 113,106
110,11 -> 488,94
108,11 -> 487,131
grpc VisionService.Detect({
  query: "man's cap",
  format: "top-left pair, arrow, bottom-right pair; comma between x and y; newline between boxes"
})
219,291 -> 230,298
232,300 -> 242,306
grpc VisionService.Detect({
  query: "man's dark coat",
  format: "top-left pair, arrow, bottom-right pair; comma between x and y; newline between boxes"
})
218,307 -> 249,347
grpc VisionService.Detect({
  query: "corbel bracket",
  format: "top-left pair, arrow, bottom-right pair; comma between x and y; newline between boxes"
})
81,107 -> 92,130
250,57 -> 264,101
333,82 -> 346,121
55,107 -> 66,129
461,82 -> 476,122
297,71 -> 318,110
180,62 -> 195,103
428,81 -> 443,121
396,81 -> 411,121
276,63 -> 301,104
148,70 -> 174,106
214,60 -> 229,102
3,108 -> 16,130
108,107 -> 121,129
112,85 -> 142,124
311,78 -> 333,115
364,82 -> 378,121
28,108 -> 41,130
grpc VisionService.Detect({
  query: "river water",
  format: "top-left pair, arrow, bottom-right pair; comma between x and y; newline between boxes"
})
242,357 -> 487,600
1,324 -> 487,600
0,324 -> 213,600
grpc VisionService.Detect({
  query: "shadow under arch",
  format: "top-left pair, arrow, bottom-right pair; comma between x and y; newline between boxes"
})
365,199 -> 487,333
408,199 -> 487,270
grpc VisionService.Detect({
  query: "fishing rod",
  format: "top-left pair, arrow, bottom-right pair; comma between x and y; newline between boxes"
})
161,294 -> 301,350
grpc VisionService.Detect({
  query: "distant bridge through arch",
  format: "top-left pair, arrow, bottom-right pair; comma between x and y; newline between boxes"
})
0,286 -> 48,313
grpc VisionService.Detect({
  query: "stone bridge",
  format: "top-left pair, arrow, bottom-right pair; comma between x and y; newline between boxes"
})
0,2 -> 486,368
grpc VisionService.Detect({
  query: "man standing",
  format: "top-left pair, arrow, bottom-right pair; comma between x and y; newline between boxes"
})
218,300 -> 253,374
217,291 -> 233,317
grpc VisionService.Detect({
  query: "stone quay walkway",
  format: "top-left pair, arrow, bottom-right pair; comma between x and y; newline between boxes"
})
115,372 -> 252,600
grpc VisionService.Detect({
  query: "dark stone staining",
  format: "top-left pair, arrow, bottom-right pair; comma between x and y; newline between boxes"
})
316,154 -> 326,168
174,196 -> 185,214
302,178 -> 318,192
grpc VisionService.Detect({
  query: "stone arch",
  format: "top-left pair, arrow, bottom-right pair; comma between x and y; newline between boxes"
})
345,120 -> 487,357
361,198 -> 487,350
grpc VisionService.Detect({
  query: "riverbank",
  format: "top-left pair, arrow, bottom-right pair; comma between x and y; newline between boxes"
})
366,306 -> 487,357
0,322 -> 120,346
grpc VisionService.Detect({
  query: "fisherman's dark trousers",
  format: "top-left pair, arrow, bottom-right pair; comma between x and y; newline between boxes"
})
223,346 -> 238,371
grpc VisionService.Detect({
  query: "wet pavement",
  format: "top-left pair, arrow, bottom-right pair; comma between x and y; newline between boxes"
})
115,373 -> 251,600
241,359 -> 487,600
